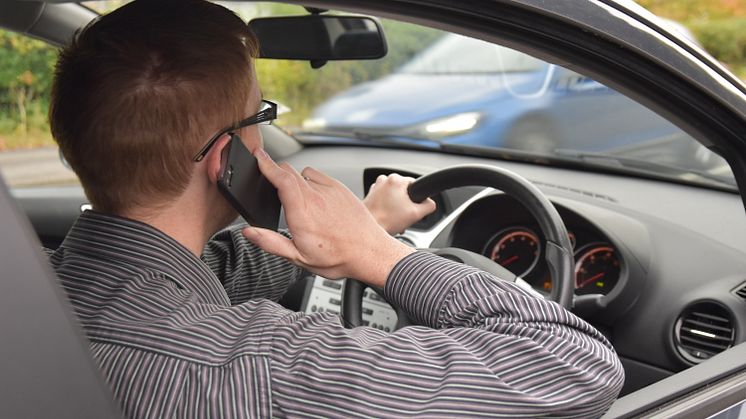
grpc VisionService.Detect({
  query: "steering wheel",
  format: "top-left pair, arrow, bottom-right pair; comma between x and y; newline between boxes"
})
341,164 -> 574,329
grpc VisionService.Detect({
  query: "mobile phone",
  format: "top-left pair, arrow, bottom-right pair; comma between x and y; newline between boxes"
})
217,134 -> 281,230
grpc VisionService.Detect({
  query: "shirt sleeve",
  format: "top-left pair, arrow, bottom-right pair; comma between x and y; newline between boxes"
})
268,251 -> 624,418
201,226 -> 305,305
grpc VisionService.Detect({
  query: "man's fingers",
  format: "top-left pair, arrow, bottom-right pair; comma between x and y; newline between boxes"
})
401,176 -> 416,184
254,149 -> 285,183
301,166 -> 335,186
280,161 -> 303,181
242,227 -> 301,262
422,197 -> 437,213
255,150 -> 306,203
254,150 -> 300,188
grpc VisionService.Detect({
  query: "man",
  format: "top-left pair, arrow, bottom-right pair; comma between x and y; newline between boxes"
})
48,0 -> 624,417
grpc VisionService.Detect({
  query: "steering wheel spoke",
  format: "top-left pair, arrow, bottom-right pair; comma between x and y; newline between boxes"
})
340,279 -> 413,329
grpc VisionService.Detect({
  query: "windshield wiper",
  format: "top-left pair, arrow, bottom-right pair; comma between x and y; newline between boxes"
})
295,129 -> 445,150
554,149 -> 736,190
298,130 -> 560,165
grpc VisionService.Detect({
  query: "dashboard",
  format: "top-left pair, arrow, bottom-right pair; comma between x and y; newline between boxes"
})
15,142 -> 746,397
283,144 -> 746,396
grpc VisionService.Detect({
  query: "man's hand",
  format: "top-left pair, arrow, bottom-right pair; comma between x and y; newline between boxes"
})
241,150 -> 415,288
363,174 -> 436,235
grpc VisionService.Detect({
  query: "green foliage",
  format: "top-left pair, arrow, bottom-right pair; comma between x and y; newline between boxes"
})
690,18 -> 746,77
636,1 -> 746,78
0,29 -> 58,149
637,0 -> 746,21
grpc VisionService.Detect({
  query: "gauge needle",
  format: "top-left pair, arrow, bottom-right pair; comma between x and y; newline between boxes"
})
500,255 -> 519,265
577,272 -> 604,288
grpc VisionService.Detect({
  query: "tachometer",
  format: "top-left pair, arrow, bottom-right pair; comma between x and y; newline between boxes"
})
574,244 -> 620,295
484,227 -> 541,277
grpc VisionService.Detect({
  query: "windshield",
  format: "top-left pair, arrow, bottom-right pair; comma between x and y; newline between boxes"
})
284,9 -> 734,189
399,34 -> 545,74
0,1 -> 737,190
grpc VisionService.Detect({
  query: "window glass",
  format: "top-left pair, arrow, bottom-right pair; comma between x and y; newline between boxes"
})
18,1 -> 734,192
241,5 -> 732,189
400,35 -> 545,74
0,29 -> 78,187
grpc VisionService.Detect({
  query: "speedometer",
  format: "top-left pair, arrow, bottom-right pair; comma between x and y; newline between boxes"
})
483,227 -> 541,278
574,244 -> 620,295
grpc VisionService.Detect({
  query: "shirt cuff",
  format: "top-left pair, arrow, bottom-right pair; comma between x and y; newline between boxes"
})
382,251 -> 483,328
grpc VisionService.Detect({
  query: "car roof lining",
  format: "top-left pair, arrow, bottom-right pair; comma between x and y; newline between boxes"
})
0,2 -> 95,46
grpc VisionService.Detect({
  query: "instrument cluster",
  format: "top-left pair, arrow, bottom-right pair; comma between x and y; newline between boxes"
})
483,225 -> 621,295
449,194 -> 624,297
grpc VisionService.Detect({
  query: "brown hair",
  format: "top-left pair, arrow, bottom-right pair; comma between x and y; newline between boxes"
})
49,0 -> 259,213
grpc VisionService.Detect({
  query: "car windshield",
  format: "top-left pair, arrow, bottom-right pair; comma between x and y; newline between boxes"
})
399,34 -> 546,74
0,1 -> 737,190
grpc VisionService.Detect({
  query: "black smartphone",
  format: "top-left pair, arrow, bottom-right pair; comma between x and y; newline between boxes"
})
217,134 -> 281,230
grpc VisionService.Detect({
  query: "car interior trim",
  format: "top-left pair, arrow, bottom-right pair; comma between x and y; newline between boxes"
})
603,342 -> 746,418
0,172 -> 121,418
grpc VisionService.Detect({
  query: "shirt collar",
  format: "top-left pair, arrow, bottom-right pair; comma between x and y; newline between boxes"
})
61,210 -> 231,306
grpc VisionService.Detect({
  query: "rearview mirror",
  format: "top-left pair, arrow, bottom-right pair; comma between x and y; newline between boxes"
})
248,15 -> 387,61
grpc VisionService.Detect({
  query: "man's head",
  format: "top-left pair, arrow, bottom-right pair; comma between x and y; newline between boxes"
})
49,0 -> 259,214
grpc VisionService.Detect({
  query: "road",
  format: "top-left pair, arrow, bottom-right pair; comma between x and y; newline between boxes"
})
0,147 -> 79,187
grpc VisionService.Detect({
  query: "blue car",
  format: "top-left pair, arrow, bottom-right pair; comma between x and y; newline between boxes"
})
304,33 -> 687,155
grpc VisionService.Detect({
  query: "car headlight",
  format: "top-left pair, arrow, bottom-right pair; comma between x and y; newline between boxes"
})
419,112 -> 481,138
303,118 -> 327,130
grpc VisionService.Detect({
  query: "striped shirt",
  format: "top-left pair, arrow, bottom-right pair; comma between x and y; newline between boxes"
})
50,210 -> 624,418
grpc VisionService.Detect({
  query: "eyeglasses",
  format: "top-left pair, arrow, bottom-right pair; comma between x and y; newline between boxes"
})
193,99 -> 278,162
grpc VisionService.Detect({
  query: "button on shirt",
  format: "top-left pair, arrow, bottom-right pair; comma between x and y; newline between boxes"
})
50,211 -> 624,418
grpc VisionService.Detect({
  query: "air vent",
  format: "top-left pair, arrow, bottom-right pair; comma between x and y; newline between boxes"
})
734,283 -> 746,301
674,301 -> 735,365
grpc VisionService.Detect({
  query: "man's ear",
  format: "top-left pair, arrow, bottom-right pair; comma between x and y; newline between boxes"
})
206,134 -> 232,184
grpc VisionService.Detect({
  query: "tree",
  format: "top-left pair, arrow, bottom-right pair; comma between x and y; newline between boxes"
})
0,30 -> 57,136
